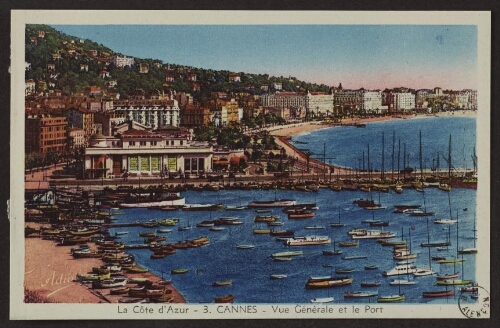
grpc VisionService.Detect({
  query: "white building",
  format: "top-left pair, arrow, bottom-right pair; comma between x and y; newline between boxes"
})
25,79 -> 36,96
84,130 -> 213,178
111,55 -> 135,68
334,90 -> 361,110
359,90 -> 382,112
260,92 -> 306,110
113,100 -> 181,130
305,91 -> 334,116
393,92 -> 415,111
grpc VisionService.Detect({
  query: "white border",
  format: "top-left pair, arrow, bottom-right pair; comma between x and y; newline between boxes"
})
10,10 -> 491,320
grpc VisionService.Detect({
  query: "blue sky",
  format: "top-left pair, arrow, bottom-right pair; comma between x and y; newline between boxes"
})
52,25 -> 478,90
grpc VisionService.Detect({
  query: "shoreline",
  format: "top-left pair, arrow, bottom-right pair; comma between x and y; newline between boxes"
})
269,111 -> 476,176
25,223 -> 186,304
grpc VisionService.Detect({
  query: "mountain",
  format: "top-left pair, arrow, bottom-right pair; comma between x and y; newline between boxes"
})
25,24 -> 331,101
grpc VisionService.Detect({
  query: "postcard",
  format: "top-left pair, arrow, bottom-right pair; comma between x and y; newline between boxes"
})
10,10 -> 490,320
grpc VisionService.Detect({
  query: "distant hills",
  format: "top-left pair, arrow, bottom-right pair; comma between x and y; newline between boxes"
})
25,24 -> 331,101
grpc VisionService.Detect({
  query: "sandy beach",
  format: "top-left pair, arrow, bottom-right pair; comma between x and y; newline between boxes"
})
269,111 -> 476,176
24,223 -> 186,303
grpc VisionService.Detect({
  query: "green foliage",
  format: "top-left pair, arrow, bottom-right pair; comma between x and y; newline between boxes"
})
26,24 -> 331,99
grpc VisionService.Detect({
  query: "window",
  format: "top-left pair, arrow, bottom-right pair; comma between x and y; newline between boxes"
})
140,141 -> 146,146
151,141 -> 157,146
129,141 -> 135,146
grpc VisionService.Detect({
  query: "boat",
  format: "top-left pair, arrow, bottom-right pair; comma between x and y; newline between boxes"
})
351,230 -> 396,240
76,272 -> 111,282
360,281 -> 381,287
114,231 -> 128,236
248,199 -> 296,208
420,216 -> 451,247
158,218 -> 180,226
436,273 -> 459,280
377,294 -> 405,303
344,291 -> 378,298
436,279 -> 473,286
370,221 -> 389,227
335,268 -> 355,274
253,229 -> 271,235
125,265 -> 149,273
212,280 -> 233,287
361,219 -> 381,224
255,209 -> 273,213
254,215 -> 279,222
322,239 -> 342,255
394,185 -> 403,194
304,225 -> 325,230
224,205 -> 246,211
409,189 -> 434,216
269,229 -> 294,236
171,268 -> 189,274
330,207 -> 346,227
272,251 -> 303,258
305,277 -> 353,289
214,294 -> 235,303
209,227 -> 225,232
310,297 -> 335,303
338,241 -> 359,247
438,258 -> 465,264
119,193 -> 185,208
182,204 -> 223,211
377,239 -> 406,246
236,244 -> 255,249
270,274 -> 287,279
341,255 -> 367,260
288,211 -> 315,219
434,219 -> 457,224
156,229 -> 172,233
389,279 -> 416,286
458,213 -> 477,254
196,221 -> 215,228
422,290 -> 455,298
438,183 -> 452,191
273,257 -> 293,262
267,221 -> 284,227
364,265 -> 378,270
284,236 -> 330,246
394,204 -> 421,211
382,264 -> 418,276
92,277 -> 127,289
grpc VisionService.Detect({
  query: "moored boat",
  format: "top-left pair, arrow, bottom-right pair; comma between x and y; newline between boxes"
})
377,294 -> 405,303
422,290 -> 455,298
284,236 -> 330,246
360,281 -> 381,287
214,294 -> 235,303
212,280 -> 233,287
344,291 -> 378,298
272,251 -> 303,258
270,274 -> 287,279
248,199 -> 296,208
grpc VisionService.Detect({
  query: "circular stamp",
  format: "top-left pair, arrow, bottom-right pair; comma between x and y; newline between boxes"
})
458,284 -> 490,319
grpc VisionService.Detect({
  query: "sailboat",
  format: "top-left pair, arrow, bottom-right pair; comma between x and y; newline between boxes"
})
436,211 -> 472,286
458,213 -> 478,254
178,216 -> 192,231
434,193 -> 457,225
409,190 -> 435,216
438,211 -> 466,264
330,207 -> 346,228
377,277 -> 405,303
413,232 -> 435,277
322,238 -> 343,256
393,227 -> 418,261
310,287 -> 335,303
420,215 -> 451,248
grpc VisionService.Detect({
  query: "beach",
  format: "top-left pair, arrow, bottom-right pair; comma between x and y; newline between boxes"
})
24,223 -> 186,303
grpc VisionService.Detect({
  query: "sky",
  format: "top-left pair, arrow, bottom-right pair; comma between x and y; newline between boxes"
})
51,25 -> 478,90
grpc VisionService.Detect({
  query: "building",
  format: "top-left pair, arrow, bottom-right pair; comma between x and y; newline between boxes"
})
229,73 -> 241,83
462,89 -> 478,110
181,104 -> 212,128
261,92 -> 306,111
84,86 -> 102,97
83,129 -> 213,178
113,100 -> 181,130
139,63 -> 149,74
221,98 -> 241,126
359,90 -> 382,113
93,111 -> 127,136
25,115 -> 68,154
111,55 -> 135,68
68,127 -> 85,149
305,91 -> 334,117
333,89 -> 361,114
272,82 -> 283,90
66,108 -> 95,144
393,92 -> 415,111
25,79 -> 36,96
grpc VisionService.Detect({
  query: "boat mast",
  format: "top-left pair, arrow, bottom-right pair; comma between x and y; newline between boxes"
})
392,131 -> 395,181
419,130 -> 423,181
403,143 -> 407,180
367,144 -> 371,181
382,131 -> 385,180
448,134 -> 452,179
397,139 -> 401,181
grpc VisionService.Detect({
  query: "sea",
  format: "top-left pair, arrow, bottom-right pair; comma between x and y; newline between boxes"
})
109,116 -> 478,304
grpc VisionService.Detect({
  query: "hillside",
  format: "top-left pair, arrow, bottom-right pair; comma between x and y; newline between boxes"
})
25,24 -> 331,101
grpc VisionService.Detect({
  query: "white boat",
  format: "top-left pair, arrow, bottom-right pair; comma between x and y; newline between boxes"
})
272,251 -> 303,258
209,227 -> 225,232
225,205 -> 247,211
413,268 -> 435,277
285,236 -> 331,246
351,230 -> 396,240
270,274 -> 287,279
344,291 -> 378,298
434,219 -> 457,224
389,279 -> 417,285
304,225 -> 325,230
310,297 -> 334,303
382,264 -> 418,276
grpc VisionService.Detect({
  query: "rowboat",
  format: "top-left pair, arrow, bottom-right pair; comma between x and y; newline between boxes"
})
156,229 -> 172,233
364,265 -> 378,270
171,268 -> 189,274
212,280 -> 232,287
272,251 -> 303,258
310,297 -> 335,303
110,287 -> 130,295
377,294 -> 405,303
335,268 -> 355,274
389,279 -> 417,286
338,241 -> 359,247
304,225 -> 325,230
273,257 -> 293,262
422,290 -> 455,298
270,274 -> 287,279
434,219 -> 457,224
214,294 -> 235,303
125,265 -> 149,273
209,227 -> 225,232
76,272 -> 111,282
360,281 -> 381,287
436,279 -> 472,286
342,255 -> 367,260
236,244 -> 255,249
436,272 -> 459,280
306,277 -> 353,289
344,291 -> 378,298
